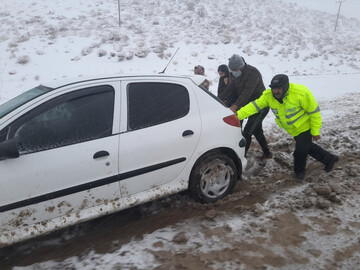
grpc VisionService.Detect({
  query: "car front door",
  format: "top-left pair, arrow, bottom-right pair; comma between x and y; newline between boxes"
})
118,80 -> 201,196
0,83 -> 121,231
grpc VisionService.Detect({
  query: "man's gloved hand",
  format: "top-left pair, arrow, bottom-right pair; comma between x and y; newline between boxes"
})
312,135 -> 320,141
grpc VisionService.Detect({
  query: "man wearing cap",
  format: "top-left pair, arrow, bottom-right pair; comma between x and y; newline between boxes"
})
218,54 -> 272,159
237,74 -> 339,179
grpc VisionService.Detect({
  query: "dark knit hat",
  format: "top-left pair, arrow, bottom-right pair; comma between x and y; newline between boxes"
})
269,74 -> 289,91
228,54 -> 245,70
217,64 -> 229,76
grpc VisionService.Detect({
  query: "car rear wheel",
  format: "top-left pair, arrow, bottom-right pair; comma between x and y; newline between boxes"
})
189,153 -> 237,203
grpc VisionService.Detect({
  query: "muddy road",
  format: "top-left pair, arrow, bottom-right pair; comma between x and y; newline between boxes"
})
0,167 -> 270,269
1,150 -> 359,269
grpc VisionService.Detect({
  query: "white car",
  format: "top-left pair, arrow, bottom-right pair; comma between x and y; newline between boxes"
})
0,74 -> 247,247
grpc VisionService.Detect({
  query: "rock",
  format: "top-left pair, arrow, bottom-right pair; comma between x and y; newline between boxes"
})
259,227 -> 267,233
223,225 -> 233,233
249,222 -> 258,227
244,228 -> 252,233
97,50 -> 107,57
214,199 -> 225,206
112,240 -> 120,247
204,209 -> 217,220
328,183 -> 345,194
316,199 -> 331,209
349,125 -> 360,130
172,232 -> 188,244
253,203 -> 264,215
304,187 -> 316,196
269,202 -> 277,209
152,250 -> 173,263
344,182 -> 353,188
328,193 -> 342,203
307,249 -> 322,257
313,184 -> 332,196
347,168 -> 357,177
120,250 -> 129,256
303,199 -> 313,208
293,198 -> 304,209
153,241 -> 164,248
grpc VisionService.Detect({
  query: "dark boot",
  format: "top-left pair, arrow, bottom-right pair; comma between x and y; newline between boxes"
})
259,150 -> 273,160
324,155 -> 339,172
294,171 -> 305,180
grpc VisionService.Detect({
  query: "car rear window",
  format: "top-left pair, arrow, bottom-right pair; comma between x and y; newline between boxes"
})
127,82 -> 189,130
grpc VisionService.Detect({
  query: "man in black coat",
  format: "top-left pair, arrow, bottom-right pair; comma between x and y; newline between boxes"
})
219,54 -> 272,159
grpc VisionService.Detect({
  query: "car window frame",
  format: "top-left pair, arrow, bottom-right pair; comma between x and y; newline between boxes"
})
2,85 -> 115,155
126,81 -> 190,131
0,85 -> 52,120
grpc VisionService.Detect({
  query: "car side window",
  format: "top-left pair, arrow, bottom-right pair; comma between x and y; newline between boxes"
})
127,82 -> 189,130
4,85 -> 115,154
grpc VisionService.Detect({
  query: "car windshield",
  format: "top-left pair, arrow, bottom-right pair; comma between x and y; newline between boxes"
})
0,85 -> 52,119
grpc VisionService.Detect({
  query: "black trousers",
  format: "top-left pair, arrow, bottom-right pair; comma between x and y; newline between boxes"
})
242,107 -> 270,155
293,130 -> 333,173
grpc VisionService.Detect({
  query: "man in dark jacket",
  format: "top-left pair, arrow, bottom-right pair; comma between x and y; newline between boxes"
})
219,54 -> 272,159
217,64 -> 229,96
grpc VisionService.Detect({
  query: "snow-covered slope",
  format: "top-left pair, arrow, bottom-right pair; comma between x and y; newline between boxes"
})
1,0 -> 359,102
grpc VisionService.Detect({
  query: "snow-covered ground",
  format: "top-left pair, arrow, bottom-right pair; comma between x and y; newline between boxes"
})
1,0 -> 360,269
282,0 -> 360,20
1,0 -> 360,102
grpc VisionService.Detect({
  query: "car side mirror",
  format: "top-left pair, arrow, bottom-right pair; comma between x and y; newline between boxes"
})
0,139 -> 20,161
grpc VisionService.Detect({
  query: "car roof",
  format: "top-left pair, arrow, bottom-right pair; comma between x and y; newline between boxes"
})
41,74 -> 206,89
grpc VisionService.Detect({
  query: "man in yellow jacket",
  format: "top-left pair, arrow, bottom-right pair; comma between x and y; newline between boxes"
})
237,74 -> 339,179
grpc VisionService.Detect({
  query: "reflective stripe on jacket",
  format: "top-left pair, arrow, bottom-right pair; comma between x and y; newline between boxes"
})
237,83 -> 322,137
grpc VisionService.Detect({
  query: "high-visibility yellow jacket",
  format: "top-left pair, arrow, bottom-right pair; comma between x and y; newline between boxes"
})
237,83 -> 321,137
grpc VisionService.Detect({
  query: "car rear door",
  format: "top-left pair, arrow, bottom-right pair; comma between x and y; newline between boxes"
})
0,81 -> 121,230
118,79 -> 201,196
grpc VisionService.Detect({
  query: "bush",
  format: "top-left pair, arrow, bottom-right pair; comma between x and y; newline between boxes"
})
17,55 -> 30,65
16,33 -> 30,43
98,50 -> 107,57
81,47 -> 92,56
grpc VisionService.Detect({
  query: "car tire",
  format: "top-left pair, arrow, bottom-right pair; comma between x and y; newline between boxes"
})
189,153 -> 237,203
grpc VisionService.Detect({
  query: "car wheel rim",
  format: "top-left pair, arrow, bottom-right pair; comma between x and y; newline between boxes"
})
200,160 -> 233,199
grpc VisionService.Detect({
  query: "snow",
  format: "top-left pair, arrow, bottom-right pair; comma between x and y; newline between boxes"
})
1,0 -> 360,103
282,0 -> 360,20
1,0 -> 360,269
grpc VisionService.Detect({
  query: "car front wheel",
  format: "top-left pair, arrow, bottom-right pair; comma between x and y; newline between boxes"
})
189,153 -> 237,203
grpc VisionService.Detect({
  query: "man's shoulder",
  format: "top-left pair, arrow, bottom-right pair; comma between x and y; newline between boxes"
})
258,89 -> 273,99
263,88 -> 272,94
246,64 -> 260,73
243,65 -> 262,79
289,83 -> 311,95
246,65 -> 264,79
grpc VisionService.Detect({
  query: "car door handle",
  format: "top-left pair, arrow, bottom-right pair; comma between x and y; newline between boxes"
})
182,130 -> 194,137
93,151 -> 110,159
